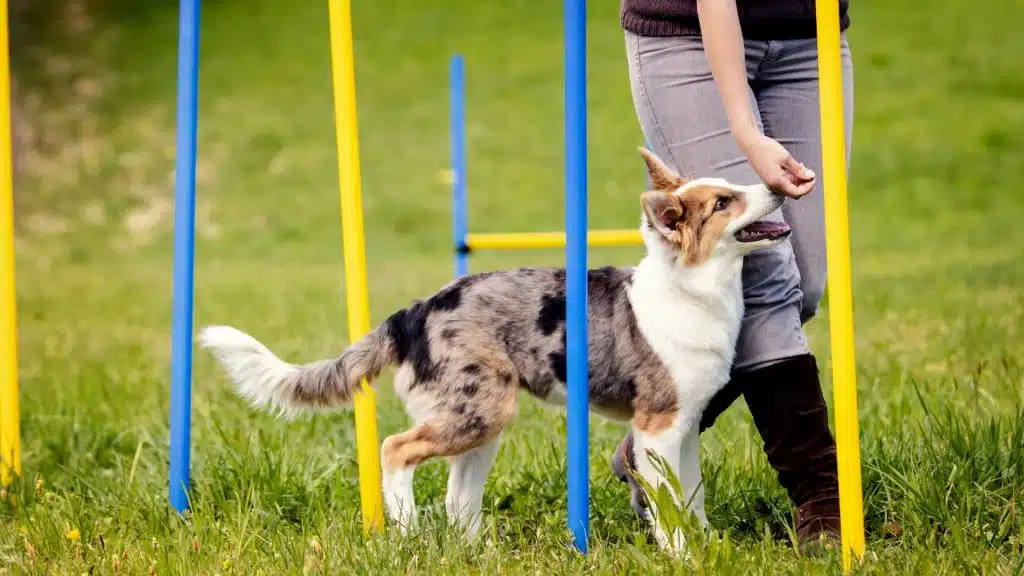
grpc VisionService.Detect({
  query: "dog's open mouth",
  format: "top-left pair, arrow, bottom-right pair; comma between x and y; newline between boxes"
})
735,221 -> 792,243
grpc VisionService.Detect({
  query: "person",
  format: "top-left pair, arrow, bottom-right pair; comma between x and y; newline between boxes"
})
609,0 -> 855,551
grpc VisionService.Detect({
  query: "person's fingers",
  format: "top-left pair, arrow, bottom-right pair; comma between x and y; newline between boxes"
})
783,155 -> 815,182
769,173 -> 804,198
790,179 -> 815,198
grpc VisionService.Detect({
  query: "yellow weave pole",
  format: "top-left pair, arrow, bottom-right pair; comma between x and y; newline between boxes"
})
327,0 -> 383,533
466,229 -> 643,251
0,0 -> 20,488
815,0 -> 865,570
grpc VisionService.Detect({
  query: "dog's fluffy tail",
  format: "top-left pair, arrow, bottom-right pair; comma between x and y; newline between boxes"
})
199,324 -> 396,417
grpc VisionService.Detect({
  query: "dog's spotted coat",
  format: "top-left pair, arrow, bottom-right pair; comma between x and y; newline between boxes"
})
200,148 -> 796,554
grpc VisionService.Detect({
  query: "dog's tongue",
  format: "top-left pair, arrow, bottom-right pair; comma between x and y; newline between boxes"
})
736,221 -> 791,242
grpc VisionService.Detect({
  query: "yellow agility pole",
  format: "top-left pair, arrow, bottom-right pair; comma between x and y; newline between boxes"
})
815,0 -> 865,569
466,229 -> 642,251
0,0 -> 20,488
327,0 -> 384,533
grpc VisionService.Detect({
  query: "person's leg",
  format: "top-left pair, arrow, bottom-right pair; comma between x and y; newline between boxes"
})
733,35 -> 854,548
615,30 -> 854,549
754,36 -> 855,324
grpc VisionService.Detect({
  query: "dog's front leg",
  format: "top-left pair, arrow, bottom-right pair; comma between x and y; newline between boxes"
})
678,425 -> 707,527
633,420 -> 689,555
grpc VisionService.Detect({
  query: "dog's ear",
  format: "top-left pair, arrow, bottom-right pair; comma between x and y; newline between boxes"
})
638,147 -> 686,191
641,191 -> 685,241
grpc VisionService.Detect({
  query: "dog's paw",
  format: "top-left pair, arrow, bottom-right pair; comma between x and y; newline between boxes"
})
654,526 -> 688,559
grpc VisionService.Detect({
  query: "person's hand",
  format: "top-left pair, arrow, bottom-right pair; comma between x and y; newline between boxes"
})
736,130 -> 816,198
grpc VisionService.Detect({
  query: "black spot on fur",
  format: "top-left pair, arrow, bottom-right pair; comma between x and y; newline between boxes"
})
462,364 -> 481,375
537,293 -> 566,335
519,375 -> 529,388
454,402 -> 467,415
461,383 -> 479,397
500,373 -> 514,387
385,309 -> 411,363
383,273 -> 503,387
457,413 -> 487,440
384,303 -> 440,385
624,378 -> 637,400
549,351 -> 567,382
426,273 -> 494,314
429,283 -> 463,311
547,325 -> 569,383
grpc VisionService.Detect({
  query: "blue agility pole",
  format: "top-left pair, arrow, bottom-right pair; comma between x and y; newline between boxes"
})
564,0 -> 589,554
169,0 -> 201,514
451,54 -> 469,278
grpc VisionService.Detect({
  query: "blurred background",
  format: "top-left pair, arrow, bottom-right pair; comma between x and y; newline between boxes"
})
3,0 -> 1023,573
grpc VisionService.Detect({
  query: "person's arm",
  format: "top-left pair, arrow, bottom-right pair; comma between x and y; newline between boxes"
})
696,0 -> 759,144
696,0 -> 816,198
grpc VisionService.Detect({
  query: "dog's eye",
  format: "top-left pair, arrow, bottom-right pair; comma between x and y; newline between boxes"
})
713,197 -> 731,212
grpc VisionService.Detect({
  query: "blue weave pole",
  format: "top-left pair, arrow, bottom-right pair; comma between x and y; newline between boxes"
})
451,55 -> 469,278
169,0 -> 201,514
564,0 -> 589,554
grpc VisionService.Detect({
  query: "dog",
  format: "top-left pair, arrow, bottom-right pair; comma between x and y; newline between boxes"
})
199,148 -> 793,553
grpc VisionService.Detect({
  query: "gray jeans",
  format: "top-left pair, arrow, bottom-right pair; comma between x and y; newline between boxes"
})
625,31 -> 854,370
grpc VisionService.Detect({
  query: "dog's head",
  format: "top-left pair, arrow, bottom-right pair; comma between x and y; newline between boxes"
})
637,148 -> 791,268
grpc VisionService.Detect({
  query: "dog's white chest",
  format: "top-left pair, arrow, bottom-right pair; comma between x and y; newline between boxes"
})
628,265 -> 743,406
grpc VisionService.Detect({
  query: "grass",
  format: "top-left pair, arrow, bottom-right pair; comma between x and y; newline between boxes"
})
3,0 -> 1024,573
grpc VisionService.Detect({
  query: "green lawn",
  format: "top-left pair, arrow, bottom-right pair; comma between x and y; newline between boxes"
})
3,0 -> 1024,573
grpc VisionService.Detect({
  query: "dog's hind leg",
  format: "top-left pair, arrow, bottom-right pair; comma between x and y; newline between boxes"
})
438,359 -> 517,539
383,392 -> 514,535
445,433 -> 501,537
381,425 -> 443,533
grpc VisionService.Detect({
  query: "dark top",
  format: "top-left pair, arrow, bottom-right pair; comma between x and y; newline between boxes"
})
621,0 -> 850,40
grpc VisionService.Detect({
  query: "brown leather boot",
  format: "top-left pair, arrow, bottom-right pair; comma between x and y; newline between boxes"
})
610,354 -> 841,551
741,354 -> 841,552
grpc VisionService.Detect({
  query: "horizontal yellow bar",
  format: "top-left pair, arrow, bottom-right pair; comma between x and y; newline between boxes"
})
466,229 -> 642,251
